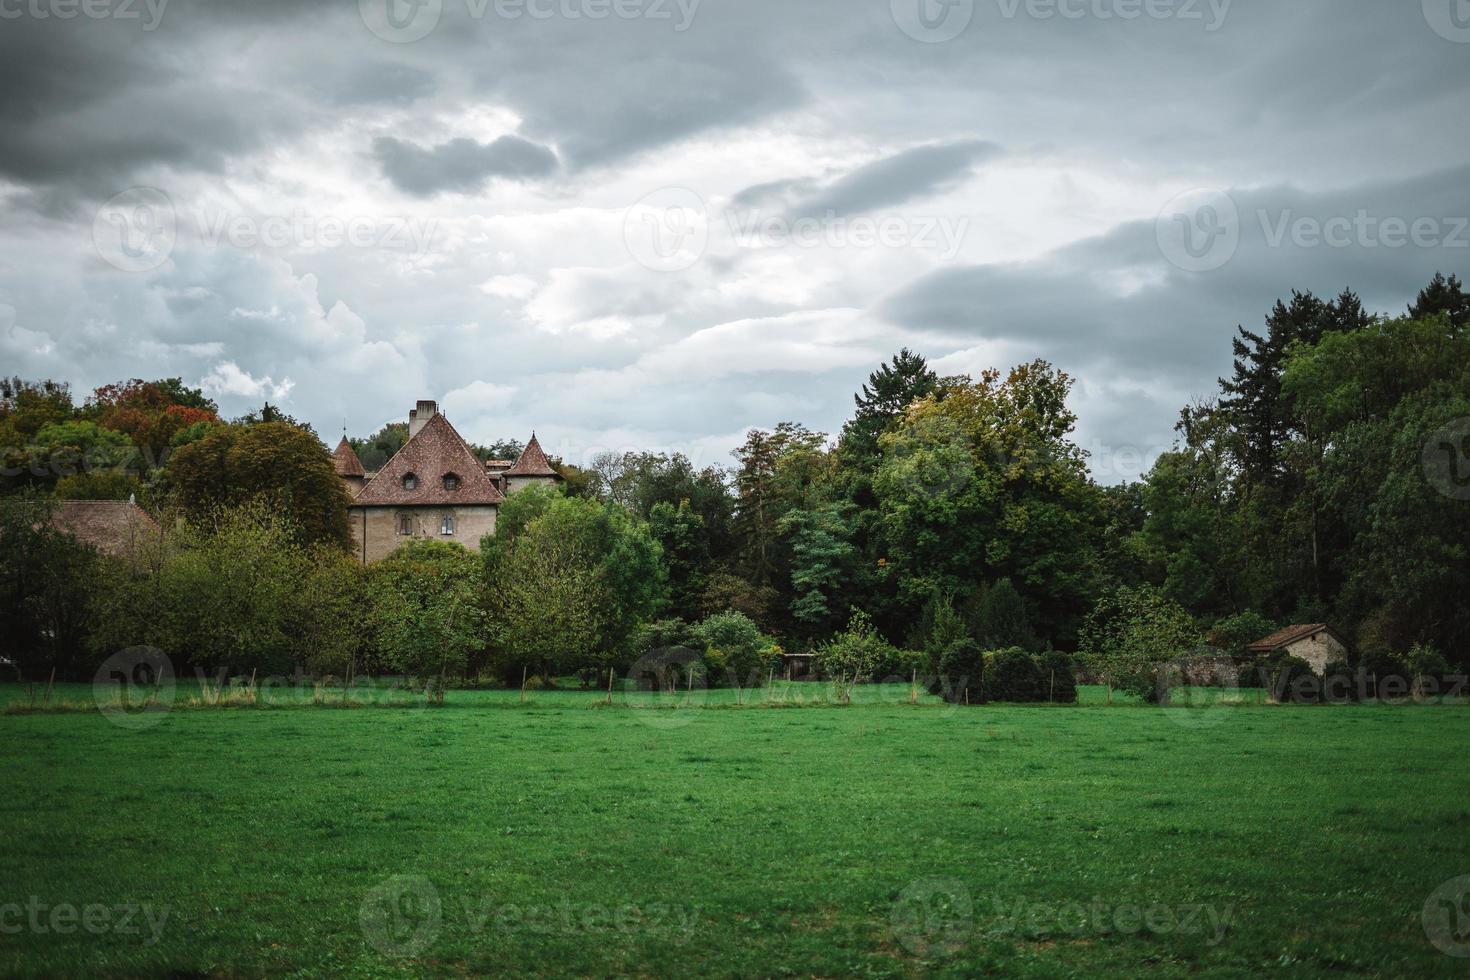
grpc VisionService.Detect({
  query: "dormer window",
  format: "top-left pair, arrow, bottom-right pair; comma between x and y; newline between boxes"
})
402,473 -> 418,491
443,473 -> 461,491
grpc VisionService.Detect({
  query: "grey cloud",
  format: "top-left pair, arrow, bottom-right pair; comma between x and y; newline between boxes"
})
4,0 -> 1470,480
730,177 -> 821,211
883,163 -> 1470,445
788,140 -> 1001,219
372,135 -> 560,195
297,60 -> 437,107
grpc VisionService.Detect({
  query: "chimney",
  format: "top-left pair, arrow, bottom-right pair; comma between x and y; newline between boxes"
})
409,400 -> 438,438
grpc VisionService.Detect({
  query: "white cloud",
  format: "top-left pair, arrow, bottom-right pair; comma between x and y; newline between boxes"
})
201,361 -> 295,402
479,274 -> 538,300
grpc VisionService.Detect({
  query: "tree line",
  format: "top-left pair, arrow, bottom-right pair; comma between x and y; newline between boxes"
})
1,271 -> 1466,695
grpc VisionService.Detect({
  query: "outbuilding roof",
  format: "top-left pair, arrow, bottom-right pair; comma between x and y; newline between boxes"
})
51,499 -> 160,557
1247,624 -> 1346,653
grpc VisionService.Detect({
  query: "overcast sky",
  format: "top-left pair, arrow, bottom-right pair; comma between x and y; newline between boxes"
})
2,0 -> 1468,481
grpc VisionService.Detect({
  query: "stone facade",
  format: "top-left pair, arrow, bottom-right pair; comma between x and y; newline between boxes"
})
335,400 -> 559,564
1279,631 -> 1347,673
1247,624 -> 1349,673
351,503 -> 498,564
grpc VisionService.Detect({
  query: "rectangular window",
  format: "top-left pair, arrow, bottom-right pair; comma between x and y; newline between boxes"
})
399,515 -> 412,536
441,514 -> 455,536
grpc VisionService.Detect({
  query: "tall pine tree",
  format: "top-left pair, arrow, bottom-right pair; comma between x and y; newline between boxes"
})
1408,271 -> 1469,333
839,349 -> 938,471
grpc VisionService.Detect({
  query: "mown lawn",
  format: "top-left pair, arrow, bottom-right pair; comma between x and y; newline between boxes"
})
1,684 -> 1468,977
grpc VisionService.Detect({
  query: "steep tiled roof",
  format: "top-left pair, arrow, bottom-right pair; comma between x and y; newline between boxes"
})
333,437 -> 366,478
1247,624 -> 1343,653
353,412 -> 505,506
51,500 -> 160,557
505,433 -> 560,478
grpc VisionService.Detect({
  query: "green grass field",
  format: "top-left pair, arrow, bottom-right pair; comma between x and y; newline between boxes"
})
2,683 -> 1469,977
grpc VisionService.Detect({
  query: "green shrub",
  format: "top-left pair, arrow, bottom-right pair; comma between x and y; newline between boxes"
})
635,618 -> 697,655
1404,643 -> 1450,684
1038,650 -> 1079,704
816,611 -> 897,702
1267,655 -> 1319,704
985,647 -> 1046,702
936,645 -> 1075,704
937,638 -> 984,704
693,611 -> 774,689
874,646 -> 929,682
1359,653 -> 1413,701
1321,660 -> 1359,703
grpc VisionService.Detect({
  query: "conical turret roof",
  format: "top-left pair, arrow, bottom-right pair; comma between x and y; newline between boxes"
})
333,436 -> 366,479
505,433 -> 560,478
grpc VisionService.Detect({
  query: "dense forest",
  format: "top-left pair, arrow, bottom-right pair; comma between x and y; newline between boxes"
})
2,272 -> 1467,693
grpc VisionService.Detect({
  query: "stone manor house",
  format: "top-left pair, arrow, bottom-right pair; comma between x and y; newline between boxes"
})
331,400 -> 560,563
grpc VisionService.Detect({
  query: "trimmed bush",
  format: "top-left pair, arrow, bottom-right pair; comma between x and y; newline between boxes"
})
1038,650 -> 1079,704
938,638 -> 984,704
986,647 -> 1046,702
874,647 -> 929,683
937,645 -> 1076,705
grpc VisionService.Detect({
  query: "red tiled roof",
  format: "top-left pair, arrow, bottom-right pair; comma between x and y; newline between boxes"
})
1246,624 -> 1342,653
353,412 -> 505,506
51,500 -> 160,557
332,437 -> 366,478
505,433 -> 560,478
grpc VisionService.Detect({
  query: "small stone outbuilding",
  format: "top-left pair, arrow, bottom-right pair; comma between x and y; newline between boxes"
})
1247,624 -> 1349,674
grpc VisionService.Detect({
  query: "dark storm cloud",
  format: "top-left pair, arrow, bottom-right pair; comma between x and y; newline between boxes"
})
883,163 -> 1470,378
483,50 -> 806,170
372,135 -> 560,195
3,0 -> 1470,478
296,60 -> 437,107
0,4 -> 336,206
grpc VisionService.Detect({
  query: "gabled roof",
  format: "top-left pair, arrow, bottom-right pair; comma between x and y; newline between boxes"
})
332,436 -> 366,479
51,500 -> 160,557
505,433 -> 560,478
353,412 -> 505,506
1247,624 -> 1346,653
